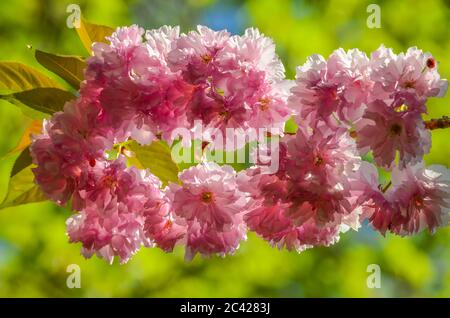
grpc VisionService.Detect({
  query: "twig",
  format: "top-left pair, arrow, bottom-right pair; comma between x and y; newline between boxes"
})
424,116 -> 450,130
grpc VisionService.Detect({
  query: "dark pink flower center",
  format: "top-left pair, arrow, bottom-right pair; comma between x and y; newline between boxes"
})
259,98 -> 270,111
201,191 -> 214,203
102,175 -> 118,189
200,54 -> 213,64
413,194 -> 424,208
403,80 -> 416,89
314,155 -> 324,166
163,219 -> 173,230
426,57 -> 436,69
390,123 -> 402,136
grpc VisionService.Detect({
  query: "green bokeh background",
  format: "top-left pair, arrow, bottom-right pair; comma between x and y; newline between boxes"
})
0,0 -> 449,297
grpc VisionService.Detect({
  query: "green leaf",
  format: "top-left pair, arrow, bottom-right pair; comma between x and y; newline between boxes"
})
1,87 -> 75,116
11,147 -> 33,177
1,120 -> 42,157
0,164 -> 47,210
35,50 -> 86,90
127,141 -> 180,186
284,117 -> 298,134
75,17 -> 114,54
0,62 -> 62,93
197,141 -> 254,172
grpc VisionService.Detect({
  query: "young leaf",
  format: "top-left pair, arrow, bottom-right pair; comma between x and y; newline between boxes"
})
75,17 -> 114,54
1,87 -> 75,116
2,120 -> 42,156
284,117 -> 298,134
127,141 -> 180,186
0,164 -> 47,210
11,147 -> 33,177
35,50 -> 86,90
0,62 -> 63,93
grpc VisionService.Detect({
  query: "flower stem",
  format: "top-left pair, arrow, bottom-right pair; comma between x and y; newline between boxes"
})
381,181 -> 392,193
424,116 -> 450,130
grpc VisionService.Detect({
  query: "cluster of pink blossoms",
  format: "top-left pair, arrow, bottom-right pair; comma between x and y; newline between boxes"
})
30,25 -> 449,264
86,25 -> 291,144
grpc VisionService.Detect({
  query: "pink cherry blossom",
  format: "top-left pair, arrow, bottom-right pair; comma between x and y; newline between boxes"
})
67,157 -> 166,264
30,98 -> 112,205
370,45 -> 448,105
31,137 -> 77,205
284,122 -> 360,186
289,48 -> 372,126
165,163 -> 248,259
143,202 -> 186,253
168,25 -> 230,84
27,24 -> 450,265
184,220 -> 247,260
217,27 -> 285,83
354,162 -> 450,236
387,162 -> 450,235
355,99 -> 431,169
347,161 -> 396,235
85,25 -> 193,145
244,197 -> 343,252
247,81 -> 294,130
168,26 -> 292,136
238,123 -> 365,251
86,25 -> 146,82
66,209 -> 148,265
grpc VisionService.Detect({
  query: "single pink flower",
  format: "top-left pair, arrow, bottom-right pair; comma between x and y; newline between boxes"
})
184,220 -> 247,260
284,122 -> 360,186
370,45 -> 448,105
31,137 -> 77,205
355,99 -> 431,169
388,162 -> 450,235
244,202 -> 342,252
217,27 -> 285,83
289,49 -> 372,126
168,25 -> 230,84
166,163 -> 248,259
67,158 -> 166,264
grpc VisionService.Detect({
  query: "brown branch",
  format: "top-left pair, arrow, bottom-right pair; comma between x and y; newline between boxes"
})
424,116 -> 450,130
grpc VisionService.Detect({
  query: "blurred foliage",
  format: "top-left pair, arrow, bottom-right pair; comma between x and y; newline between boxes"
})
0,0 -> 449,297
